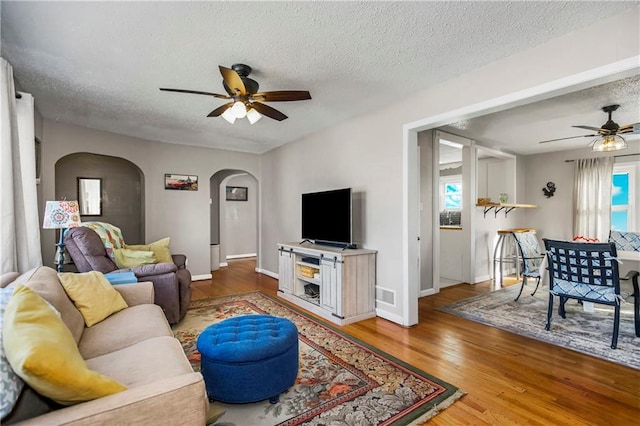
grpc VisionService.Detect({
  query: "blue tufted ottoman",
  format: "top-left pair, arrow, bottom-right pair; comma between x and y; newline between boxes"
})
196,314 -> 299,404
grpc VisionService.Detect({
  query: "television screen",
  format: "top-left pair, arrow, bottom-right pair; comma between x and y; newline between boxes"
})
302,188 -> 352,245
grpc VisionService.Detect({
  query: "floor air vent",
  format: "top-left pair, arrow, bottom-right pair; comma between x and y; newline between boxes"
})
376,287 -> 395,306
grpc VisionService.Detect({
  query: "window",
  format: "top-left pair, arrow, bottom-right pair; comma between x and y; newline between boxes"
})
440,175 -> 462,210
611,163 -> 637,232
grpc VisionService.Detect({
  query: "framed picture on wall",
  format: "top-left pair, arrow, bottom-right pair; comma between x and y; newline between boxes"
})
226,186 -> 248,201
165,174 -> 198,191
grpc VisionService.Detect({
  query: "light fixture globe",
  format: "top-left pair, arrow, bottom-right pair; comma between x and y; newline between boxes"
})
591,134 -> 627,152
231,101 -> 247,119
221,108 -> 236,124
246,107 -> 262,125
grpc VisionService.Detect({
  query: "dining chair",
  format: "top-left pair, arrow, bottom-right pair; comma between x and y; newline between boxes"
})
609,230 -> 640,336
512,231 -> 545,301
543,238 -> 639,349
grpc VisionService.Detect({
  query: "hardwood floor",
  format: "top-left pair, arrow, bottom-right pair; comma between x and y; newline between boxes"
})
191,259 -> 640,425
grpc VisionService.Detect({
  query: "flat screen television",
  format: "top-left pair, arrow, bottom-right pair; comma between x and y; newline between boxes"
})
301,188 -> 352,247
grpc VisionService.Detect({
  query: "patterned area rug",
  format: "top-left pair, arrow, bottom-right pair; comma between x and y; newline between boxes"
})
439,285 -> 639,370
172,292 -> 463,425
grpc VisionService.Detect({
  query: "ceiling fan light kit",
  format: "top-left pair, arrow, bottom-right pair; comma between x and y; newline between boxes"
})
591,134 -> 627,152
538,104 -> 638,152
160,63 -> 311,124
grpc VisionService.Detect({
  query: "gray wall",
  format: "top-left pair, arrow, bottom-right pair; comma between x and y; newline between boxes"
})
222,174 -> 258,258
55,153 -> 144,243
418,130 -> 434,292
258,10 -> 638,323
32,9 -> 639,323
39,121 -> 260,277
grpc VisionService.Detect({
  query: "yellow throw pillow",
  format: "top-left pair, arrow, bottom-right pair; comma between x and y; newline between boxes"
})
58,271 -> 128,327
126,237 -> 173,264
113,248 -> 157,269
3,285 -> 126,405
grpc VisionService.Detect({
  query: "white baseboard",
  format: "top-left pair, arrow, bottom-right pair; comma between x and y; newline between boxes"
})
192,273 -> 212,281
419,288 -> 437,297
219,262 -> 228,267
375,308 -> 405,326
474,274 -> 491,284
226,253 -> 257,260
258,268 -> 278,280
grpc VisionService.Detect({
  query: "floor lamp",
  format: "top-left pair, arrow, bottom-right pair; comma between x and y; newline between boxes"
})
42,200 -> 81,272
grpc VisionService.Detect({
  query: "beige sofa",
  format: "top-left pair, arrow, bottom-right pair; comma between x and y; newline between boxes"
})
2,266 -> 207,425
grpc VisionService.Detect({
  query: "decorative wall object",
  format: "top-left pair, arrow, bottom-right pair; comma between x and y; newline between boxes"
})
165,174 -> 198,191
226,186 -> 248,201
542,181 -> 556,198
78,177 -> 102,216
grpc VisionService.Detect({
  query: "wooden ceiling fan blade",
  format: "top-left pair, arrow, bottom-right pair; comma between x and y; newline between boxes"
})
159,88 -> 230,99
250,102 -> 288,121
252,91 -> 312,102
207,102 -> 234,117
219,66 -> 246,96
618,123 -> 640,133
572,125 -> 605,132
538,134 -> 597,144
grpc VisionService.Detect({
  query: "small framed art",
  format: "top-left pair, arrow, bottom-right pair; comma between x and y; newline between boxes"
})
226,186 -> 248,201
165,174 -> 198,191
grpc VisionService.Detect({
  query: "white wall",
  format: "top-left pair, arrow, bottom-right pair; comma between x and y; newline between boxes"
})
40,120 -> 260,277
522,147 -> 640,242
260,8 -> 639,323
222,174 -> 258,258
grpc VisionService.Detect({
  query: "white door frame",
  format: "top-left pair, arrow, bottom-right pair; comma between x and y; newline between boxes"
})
402,57 -> 640,327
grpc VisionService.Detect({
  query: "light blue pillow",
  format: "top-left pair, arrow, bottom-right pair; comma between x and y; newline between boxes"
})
1,285 -> 24,418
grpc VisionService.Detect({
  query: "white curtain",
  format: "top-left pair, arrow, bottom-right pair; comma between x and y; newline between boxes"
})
573,157 -> 614,242
0,57 -> 42,273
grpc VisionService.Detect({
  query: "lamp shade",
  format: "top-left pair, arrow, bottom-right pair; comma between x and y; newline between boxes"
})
43,200 -> 81,229
591,134 -> 627,152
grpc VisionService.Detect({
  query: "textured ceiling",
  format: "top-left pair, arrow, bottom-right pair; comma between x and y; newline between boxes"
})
442,75 -> 640,156
1,1 -> 638,154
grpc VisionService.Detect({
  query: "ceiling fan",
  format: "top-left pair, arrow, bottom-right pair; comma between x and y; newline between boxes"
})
538,104 -> 639,148
160,63 -> 311,123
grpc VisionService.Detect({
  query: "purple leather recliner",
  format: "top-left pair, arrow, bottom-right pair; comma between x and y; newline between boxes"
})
64,227 -> 192,324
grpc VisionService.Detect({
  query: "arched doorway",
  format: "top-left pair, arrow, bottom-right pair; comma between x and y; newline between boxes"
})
55,152 -> 145,243
210,169 -> 259,271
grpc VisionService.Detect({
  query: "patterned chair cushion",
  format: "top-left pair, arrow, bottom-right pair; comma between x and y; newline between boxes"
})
609,231 -> 640,252
551,278 -> 618,303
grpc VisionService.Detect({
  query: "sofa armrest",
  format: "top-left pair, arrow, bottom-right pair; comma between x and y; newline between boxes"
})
131,263 -> 177,276
14,373 -> 207,426
172,254 -> 187,269
112,281 -> 154,306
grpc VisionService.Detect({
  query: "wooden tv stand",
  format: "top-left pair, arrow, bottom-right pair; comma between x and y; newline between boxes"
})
277,242 -> 377,326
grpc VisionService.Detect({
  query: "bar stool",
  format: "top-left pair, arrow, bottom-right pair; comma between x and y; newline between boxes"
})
493,228 -> 534,283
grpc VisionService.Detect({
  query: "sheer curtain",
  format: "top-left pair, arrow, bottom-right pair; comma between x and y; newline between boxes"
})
0,57 -> 42,273
573,157 -> 614,242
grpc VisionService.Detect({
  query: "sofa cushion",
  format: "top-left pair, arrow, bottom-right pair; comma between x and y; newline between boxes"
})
3,285 -> 127,405
0,285 -> 24,419
86,336 -> 193,388
21,266 -> 85,344
78,303 -> 173,360
58,271 -> 128,327
113,248 -> 157,269
0,272 -> 19,288
126,237 -> 173,264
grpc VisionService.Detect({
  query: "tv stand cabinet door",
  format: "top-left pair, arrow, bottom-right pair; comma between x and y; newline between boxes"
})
278,247 -> 294,293
320,257 -> 341,315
